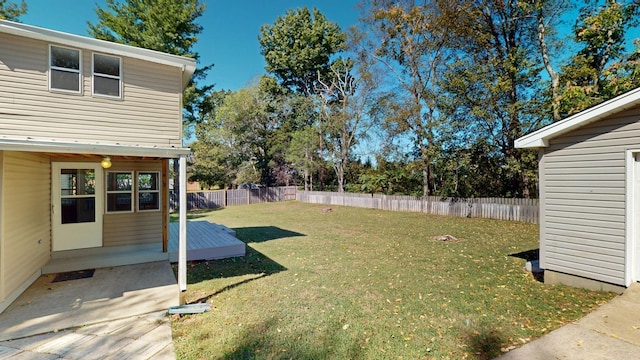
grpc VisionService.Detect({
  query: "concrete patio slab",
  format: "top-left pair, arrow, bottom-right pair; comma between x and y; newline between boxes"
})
0,261 -> 178,342
0,311 -> 174,359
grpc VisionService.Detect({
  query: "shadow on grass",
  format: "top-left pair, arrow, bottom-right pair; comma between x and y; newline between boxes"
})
221,317 -> 364,359
234,226 -> 305,243
509,248 -> 544,282
464,325 -> 508,360
509,248 -> 539,262
181,246 -> 287,305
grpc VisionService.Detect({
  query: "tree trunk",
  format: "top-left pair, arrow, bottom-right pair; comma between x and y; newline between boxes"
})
536,10 -> 561,121
422,165 -> 430,197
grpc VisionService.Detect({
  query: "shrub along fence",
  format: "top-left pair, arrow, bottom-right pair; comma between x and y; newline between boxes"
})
170,186 -> 297,211
296,191 -> 539,223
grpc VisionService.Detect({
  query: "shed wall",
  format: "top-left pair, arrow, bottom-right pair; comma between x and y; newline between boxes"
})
541,105 -> 640,285
0,151 -> 51,302
0,33 -> 182,147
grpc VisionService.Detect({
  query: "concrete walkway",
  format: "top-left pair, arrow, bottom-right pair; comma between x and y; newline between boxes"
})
0,262 -> 178,359
0,311 -> 174,359
497,283 -> 640,359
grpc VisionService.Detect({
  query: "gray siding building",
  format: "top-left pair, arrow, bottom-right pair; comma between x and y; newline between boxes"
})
516,88 -> 640,292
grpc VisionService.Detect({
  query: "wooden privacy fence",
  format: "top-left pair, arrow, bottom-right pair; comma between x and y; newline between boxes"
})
170,186 -> 297,210
296,191 -> 539,223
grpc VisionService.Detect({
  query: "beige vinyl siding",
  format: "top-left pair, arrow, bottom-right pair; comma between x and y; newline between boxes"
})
0,33 -> 182,147
103,212 -> 162,246
0,152 -> 51,301
541,105 -> 640,285
103,160 -> 163,247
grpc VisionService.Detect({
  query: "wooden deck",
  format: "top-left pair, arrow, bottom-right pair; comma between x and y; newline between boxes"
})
168,221 -> 245,262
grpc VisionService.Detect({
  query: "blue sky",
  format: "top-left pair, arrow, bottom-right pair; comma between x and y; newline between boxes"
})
22,0 -> 361,91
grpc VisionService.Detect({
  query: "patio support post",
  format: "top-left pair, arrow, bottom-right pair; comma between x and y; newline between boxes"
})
178,155 -> 187,292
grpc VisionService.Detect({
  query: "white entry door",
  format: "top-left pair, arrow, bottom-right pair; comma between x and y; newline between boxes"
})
52,162 -> 103,251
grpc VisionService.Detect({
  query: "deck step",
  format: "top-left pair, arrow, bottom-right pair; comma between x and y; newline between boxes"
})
168,303 -> 211,314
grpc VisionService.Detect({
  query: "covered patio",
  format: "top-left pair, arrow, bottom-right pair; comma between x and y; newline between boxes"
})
0,262 -> 177,358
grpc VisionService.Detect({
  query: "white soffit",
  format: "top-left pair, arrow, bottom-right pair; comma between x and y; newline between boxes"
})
515,87 -> 640,148
0,19 -> 196,88
0,138 -> 190,158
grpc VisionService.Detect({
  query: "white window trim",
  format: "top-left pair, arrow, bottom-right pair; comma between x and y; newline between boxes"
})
92,52 -> 122,99
137,171 -> 161,212
49,44 -> 82,94
105,171 -> 134,213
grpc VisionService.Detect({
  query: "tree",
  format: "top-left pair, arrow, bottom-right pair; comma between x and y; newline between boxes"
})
358,0 -> 454,197
88,0 -> 203,57
438,0 -> 543,197
259,7 -> 347,96
357,155 -> 422,195
189,90 -> 230,187
559,0 -> 640,115
259,7 -> 347,190
532,0 -> 570,122
0,0 -> 26,21
191,81 -> 277,188
265,90 -> 312,187
286,124 -> 321,190
316,56 -> 379,192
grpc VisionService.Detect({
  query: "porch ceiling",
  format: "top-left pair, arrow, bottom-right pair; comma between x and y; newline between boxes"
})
46,153 -> 166,161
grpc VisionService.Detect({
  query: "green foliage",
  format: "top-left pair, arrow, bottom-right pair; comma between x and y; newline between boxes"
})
559,0 -> 640,115
258,7 -> 347,95
171,203 -> 615,359
316,57 -> 379,192
358,0 -> 457,196
157,0 -> 640,197
189,90 -> 233,187
356,156 -> 422,195
256,7 -> 355,191
437,0 -> 543,198
191,84 -> 275,188
88,0 -> 204,57
0,0 -> 25,21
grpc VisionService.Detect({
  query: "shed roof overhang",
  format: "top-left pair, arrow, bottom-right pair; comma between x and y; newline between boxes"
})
0,138 -> 190,158
515,87 -> 640,149
0,19 -> 196,88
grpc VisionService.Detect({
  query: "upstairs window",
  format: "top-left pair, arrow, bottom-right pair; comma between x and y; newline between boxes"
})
93,53 -> 121,98
49,45 -> 81,93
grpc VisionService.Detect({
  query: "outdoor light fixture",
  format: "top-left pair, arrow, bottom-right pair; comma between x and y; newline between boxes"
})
101,156 -> 112,169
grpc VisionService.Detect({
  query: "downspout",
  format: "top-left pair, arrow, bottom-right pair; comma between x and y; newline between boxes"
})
178,155 -> 187,293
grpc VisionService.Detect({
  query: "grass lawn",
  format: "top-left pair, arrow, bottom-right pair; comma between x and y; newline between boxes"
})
170,202 -> 615,360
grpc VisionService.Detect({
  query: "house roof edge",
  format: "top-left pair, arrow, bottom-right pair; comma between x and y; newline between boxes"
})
0,19 -> 197,88
515,87 -> 640,149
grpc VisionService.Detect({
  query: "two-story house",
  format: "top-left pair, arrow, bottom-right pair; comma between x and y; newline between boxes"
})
0,20 -> 194,313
